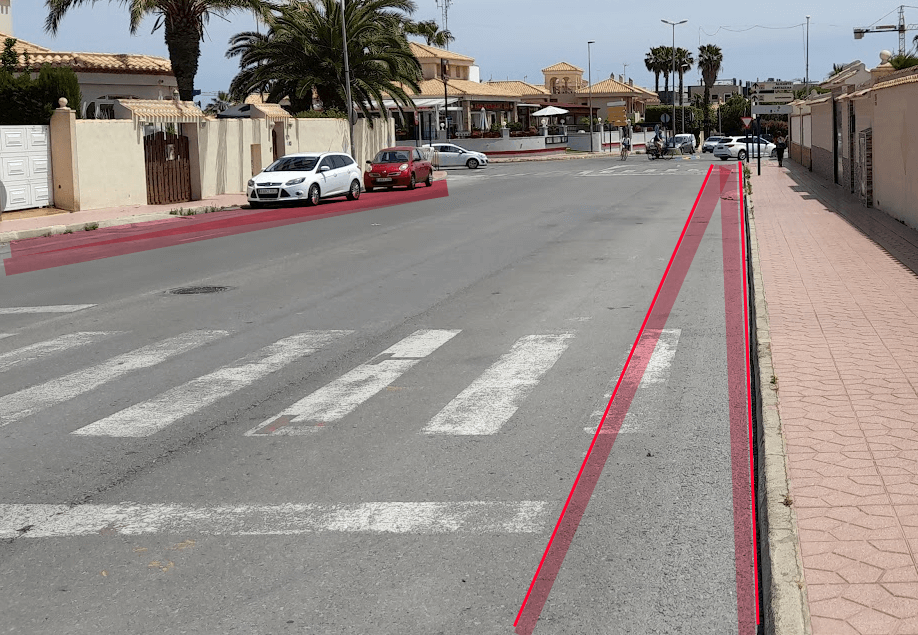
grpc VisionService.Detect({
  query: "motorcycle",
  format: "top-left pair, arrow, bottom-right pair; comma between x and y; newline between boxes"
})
647,138 -> 665,160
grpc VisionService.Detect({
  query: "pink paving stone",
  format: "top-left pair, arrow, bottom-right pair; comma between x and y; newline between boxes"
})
753,163 -> 918,632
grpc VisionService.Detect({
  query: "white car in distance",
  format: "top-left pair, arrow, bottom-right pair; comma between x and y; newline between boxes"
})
713,136 -> 776,161
247,152 -> 363,208
422,143 -> 489,169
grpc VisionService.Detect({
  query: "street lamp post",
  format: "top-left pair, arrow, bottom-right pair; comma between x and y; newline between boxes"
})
662,19 -> 687,141
341,0 -> 355,158
805,15 -> 811,91
588,40 -> 595,152
441,58 -> 450,141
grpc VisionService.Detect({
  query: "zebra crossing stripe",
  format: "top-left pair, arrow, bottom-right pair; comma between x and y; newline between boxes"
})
423,333 -> 574,435
73,330 -> 351,438
0,332 -> 116,374
0,334 -> 12,340
583,329 -> 681,434
0,330 -> 226,428
0,305 -> 96,314
0,501 -> 548,538
247,329 -> 460,436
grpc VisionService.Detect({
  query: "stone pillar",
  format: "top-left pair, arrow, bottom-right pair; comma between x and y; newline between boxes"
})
49,98 -> 81,212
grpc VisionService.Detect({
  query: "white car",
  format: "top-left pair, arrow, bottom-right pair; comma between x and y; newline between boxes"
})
702,136 -> 725,153
713,136 -> 776,161
247,152 -> 363,207
422,143 -> 488,169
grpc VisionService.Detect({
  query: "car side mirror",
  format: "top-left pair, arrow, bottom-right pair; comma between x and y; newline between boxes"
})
320,165 -> 330,172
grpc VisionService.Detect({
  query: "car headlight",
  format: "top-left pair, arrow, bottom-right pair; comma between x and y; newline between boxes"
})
398,164 -> 408,172
285,177 -> 306,186
247,179 -> 255,187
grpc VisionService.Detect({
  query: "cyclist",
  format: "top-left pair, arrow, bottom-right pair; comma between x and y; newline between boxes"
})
620,135 -> 631,161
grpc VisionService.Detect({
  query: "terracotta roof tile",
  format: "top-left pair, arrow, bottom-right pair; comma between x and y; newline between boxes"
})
408,79 -> 523,98
2,32 -> 172,75
485,80 -> 550,96
575,77 -> 654,96
408,42 -> 475,63
541,61 -> 583,73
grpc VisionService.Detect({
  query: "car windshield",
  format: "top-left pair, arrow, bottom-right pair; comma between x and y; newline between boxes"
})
265,156 -> 318,172
374,151 -> 409,163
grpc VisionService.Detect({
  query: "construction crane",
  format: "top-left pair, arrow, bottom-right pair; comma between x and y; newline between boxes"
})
854,5 -> 918,56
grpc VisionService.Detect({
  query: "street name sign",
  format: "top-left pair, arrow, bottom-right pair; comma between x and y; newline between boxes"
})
752,104 -> 793,115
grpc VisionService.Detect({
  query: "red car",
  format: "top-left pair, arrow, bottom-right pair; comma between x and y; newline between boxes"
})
364,146 -> 434,191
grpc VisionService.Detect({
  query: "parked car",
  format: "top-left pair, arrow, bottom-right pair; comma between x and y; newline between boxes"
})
713,136 -> 777,161
422,143 -> 489,169
247,152 -> 362,208
702,136 -> 725,153
671,133 -> 697,154
364,146 -> 434,191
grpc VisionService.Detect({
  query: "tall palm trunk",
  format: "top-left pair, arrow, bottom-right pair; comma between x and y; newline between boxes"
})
703,85 -> 711,137
653,70 -> 660,93
164,17 -> 201,101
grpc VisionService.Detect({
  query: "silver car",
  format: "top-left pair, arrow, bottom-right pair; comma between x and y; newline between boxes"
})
423,143 -> 489,169
702,136 -> 725,153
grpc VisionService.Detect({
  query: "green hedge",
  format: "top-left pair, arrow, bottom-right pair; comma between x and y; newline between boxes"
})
0,65 -> 82,125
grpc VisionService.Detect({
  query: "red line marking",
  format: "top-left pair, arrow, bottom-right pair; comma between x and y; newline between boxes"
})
3,183 -> 448,276
720,165 -> 759,631
514,165 -> 724,634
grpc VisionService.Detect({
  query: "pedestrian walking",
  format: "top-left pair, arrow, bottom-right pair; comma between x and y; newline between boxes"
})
776,134 -> 787,168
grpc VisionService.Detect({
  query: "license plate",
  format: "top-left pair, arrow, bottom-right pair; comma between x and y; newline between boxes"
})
260,188 -> 279,195
376,178 -> 392,183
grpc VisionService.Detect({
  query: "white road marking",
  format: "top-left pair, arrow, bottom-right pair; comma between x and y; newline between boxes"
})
0,332 -> 116,374
583,329 -> 680,434
0,305 -> 96,314
423,333 -> 574,435
73,330 -> 351,438
0,334 -> 13,340
247,329 -> 460,436
0,330 -> 226,428
0,501 -> 548,538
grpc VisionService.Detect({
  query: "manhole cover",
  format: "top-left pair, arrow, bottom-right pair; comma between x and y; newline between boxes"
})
167,286 -> 233,295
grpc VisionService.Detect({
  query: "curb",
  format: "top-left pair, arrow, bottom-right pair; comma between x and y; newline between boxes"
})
746,186 -> 812,635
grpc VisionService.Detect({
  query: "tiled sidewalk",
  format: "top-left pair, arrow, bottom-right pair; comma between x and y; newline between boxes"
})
753,162 -> 918,634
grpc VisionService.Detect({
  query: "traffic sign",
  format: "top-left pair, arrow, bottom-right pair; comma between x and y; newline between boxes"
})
752,104 -> 793,115
660,113 -> 671,123
774,81 -> 794,91
741,116 -> 753,129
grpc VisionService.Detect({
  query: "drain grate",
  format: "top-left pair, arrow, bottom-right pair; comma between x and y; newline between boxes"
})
168,286 -> 233,295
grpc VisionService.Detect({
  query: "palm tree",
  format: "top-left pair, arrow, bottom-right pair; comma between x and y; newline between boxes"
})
228,0 -> 422,122
825,63 -> 846,79
697,43 -> 723,137
404,19 -> 453,48
674,47 -> 693,108
44,0 -> 275,101
204,91 -> 233,115
644,45 -> 668,94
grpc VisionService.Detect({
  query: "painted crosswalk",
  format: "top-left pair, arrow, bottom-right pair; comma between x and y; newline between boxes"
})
0,330 -> 226,427
0,304 -> 96,314
247,329 -> 460,436
423,333 -> 574,435
0,501 -> 549,538
73,330 -> 351,437
0,332 -> 116,373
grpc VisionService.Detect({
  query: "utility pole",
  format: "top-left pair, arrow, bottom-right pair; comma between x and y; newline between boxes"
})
588,40 -> 595,152
662,19 -> 687,141
623,62 -> 629,80
441,58 -> 450,141
341,0 -> 354,159
435,0 -> 453,50
805,15 -> 810,91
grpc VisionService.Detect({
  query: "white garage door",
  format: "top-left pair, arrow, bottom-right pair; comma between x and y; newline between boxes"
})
0,126 -> 53,212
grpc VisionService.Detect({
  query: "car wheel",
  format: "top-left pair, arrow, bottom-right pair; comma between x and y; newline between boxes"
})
425,171 -> 433,187
307,184 -> 320,206
466,158 -> 479,169
347,179 -> 361,201
408,173 -> 416,190
737,150 -> 747,161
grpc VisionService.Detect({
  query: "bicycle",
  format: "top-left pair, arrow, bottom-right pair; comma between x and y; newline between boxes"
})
620,140 -> 630,161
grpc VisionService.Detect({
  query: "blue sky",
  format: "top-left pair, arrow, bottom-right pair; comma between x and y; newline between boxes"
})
6,0 -> 911,101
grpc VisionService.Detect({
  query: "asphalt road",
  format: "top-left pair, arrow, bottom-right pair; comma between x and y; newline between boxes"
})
0,154 -> 755,634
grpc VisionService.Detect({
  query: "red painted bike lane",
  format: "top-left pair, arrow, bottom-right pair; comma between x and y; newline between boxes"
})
3,182 -> 448,276
515,164 -> 759,634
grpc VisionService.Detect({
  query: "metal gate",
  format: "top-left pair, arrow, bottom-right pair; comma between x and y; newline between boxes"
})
144,131 -> 191,205
0,125 -> 53,212
856,129 -> 873,208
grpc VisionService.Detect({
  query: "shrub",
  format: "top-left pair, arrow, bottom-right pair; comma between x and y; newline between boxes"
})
83,222 -> 99,231
0,39 -> 81,125
294,107 -> 347,119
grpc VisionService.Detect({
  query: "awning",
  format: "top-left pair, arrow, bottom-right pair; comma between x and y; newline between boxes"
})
115,99 -> 205,124
517,103 -> 543,108
381,97 -> 460,110
251,103 -> 291,121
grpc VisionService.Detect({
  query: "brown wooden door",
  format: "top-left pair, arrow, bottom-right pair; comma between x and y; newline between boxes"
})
144,131 -> 191,205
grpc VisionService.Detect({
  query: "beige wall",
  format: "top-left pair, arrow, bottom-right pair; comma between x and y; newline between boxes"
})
872,82 -> 918,227
810,102 -> 832,152
78,72 -> 178,105
193,118 -> 273,198
74,119 -> 146,209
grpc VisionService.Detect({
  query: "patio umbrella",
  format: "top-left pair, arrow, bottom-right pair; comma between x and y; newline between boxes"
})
530,105 -> 569,117
479,107 -> 488,131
